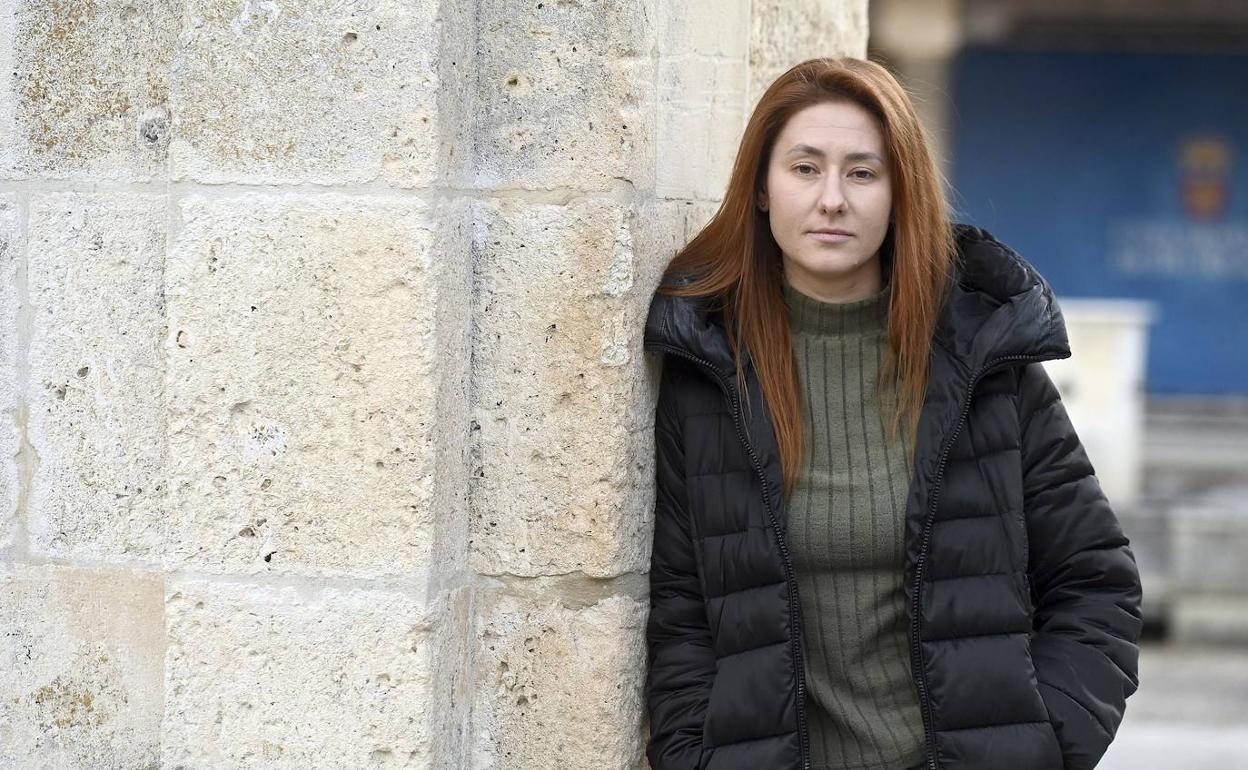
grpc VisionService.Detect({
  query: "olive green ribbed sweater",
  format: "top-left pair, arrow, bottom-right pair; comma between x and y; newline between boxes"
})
781,275 -> 926,770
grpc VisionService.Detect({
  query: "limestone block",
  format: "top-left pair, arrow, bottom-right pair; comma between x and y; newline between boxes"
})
471,591 -> 647,770
470,197 -> 716,578
0,195 -> 19,550
0,15 -> 14,175
474,0 -> 656,190
170,0 -> 471,187
26,192 -> 168,562
165,194 -> 472,579
749,0 -> 868,107
5,0 -> 178,179
0,564 -> 164,768
655,0 -> 750,200
162,578 -> 472,768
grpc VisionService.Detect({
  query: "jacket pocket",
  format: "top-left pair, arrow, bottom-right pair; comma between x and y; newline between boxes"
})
1019,570 -> 1052,726
1022,569 -> 1037,618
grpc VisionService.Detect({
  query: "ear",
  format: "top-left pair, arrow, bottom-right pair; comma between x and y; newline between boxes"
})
757,191 -> 769,212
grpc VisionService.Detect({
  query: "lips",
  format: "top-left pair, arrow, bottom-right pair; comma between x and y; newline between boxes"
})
810,229 -> 853,236
809,230 -> 853,244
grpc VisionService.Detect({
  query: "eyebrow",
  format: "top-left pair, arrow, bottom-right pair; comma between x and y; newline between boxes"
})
783,144 -> 884,164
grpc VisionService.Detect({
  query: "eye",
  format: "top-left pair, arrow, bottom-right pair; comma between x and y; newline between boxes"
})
793,163 -> 818,176
851,169 -> 876,179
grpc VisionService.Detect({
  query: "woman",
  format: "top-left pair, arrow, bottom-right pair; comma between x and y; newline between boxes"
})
641,57 -> 1143,770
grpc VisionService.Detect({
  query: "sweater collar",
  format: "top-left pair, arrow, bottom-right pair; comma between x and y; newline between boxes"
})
782,275 -> 890,338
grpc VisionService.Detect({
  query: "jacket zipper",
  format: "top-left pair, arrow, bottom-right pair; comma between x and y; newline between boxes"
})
646,341 -> 812,770
908,352 -> 1051,770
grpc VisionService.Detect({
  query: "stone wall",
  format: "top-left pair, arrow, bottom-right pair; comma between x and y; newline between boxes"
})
0,1 -> 866,767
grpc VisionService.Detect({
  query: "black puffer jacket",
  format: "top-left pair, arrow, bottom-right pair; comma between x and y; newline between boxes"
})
641,223 -> 1143,770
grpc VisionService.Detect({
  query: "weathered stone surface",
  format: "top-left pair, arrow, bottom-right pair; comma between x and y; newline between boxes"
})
655,0 -> 750,201
163,578 -> 472,768
0,195 -> 19,551
26,192 -> 168,563
749,0 -> 868,106
0,3 -> 871,768
0,15 -> 15,176
0,564 -> 164,768
169,0 -> 470,187
471,590 -> 647,770
470,196 -> 717,578
165,194 -> 472,579
4,0 -> 178,179
474,0 -> 656,190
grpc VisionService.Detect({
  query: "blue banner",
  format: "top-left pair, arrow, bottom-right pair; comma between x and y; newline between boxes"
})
951,47 -> 1248,395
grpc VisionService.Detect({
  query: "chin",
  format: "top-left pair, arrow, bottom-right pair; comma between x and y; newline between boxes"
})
806,253 -> 866,273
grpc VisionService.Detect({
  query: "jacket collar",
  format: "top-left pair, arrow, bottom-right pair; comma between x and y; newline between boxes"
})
642,222 -> 1071,379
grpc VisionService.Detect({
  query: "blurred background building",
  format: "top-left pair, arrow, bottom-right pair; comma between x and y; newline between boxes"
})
869,1 -> 1248,766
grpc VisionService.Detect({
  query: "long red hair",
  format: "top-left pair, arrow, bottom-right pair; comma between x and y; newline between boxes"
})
657,56 -> 958,498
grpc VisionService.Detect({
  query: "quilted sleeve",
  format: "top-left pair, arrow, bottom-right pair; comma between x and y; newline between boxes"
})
1017,362 -> 1144,770
645,359 -> 716,770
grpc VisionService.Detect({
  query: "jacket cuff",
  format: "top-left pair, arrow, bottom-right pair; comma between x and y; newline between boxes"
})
1031,633 -> 1133,770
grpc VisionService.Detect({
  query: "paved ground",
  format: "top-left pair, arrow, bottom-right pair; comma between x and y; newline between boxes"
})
1098,639 -> 1248,769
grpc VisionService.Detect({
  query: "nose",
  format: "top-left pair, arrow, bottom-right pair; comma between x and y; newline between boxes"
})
818,175 -> 847,213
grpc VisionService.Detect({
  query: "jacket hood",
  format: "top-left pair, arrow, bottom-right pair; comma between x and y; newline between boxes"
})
642,222 -> 1071,378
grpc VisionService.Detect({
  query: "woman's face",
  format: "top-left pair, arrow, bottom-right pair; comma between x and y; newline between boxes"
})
759,99 -> 893,302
